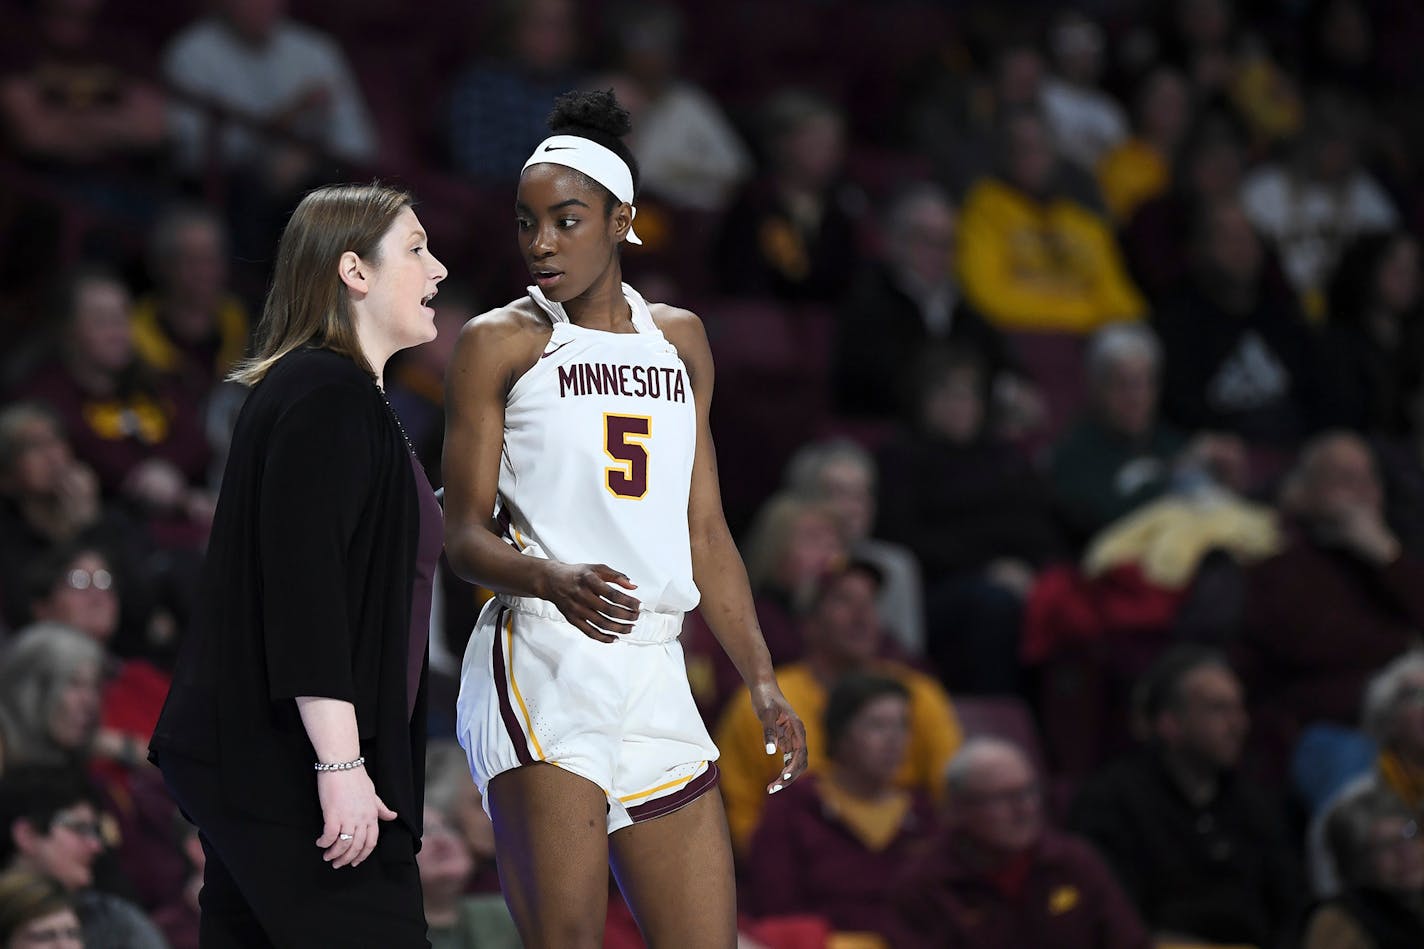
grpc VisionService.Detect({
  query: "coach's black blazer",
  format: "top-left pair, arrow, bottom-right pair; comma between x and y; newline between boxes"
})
151,346 -> 427,854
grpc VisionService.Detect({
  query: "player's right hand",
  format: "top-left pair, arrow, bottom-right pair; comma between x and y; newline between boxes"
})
543,562 -> 640,643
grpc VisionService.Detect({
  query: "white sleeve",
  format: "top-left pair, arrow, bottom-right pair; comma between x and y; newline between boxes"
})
315,38 -> 379,165
162,33 -> 212,171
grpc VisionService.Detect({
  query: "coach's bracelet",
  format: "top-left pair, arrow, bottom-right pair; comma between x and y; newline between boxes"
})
313,756 -> 365,772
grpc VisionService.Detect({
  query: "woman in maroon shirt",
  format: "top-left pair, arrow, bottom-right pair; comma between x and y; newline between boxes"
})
747,673 -> 936,942
14,268 -> 213,549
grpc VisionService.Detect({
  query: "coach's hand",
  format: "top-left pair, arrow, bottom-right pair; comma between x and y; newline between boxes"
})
543,562 -> 641,643
315,767 -> 397,868
751,682 -> 808,794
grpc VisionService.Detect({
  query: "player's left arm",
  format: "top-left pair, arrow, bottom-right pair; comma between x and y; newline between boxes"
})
656,305 -> 808,791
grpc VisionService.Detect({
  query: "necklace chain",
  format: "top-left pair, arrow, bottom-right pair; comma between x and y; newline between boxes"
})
375,383 -> 417,455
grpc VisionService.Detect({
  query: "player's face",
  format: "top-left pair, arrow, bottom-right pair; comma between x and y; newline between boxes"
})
517,164 -> 626,304
361,207 -> 447,351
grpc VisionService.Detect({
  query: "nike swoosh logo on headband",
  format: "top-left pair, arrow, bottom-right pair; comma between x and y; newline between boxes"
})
543,145 -> 575,151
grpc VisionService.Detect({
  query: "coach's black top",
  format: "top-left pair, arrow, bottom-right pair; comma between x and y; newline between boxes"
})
151,346 -> 427,854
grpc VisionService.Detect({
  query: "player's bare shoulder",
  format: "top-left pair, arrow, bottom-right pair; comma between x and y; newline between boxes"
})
452,297 -> 555,395
647,302 -> 712,376
460,297 -> 553,349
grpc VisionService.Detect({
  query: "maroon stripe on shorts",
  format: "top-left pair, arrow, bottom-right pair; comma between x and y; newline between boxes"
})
490,608 -> 534,766
495,506 -> 514,543
627,763 -> 721,823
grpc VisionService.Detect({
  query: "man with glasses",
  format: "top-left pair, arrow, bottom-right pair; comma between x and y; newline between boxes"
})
1068,646 -> 1301,948
1310,649 -> 1424,897
894,736 -> 1147,948
0,767 -> 164,949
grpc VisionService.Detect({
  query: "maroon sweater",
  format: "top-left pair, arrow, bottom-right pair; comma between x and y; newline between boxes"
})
1238,530 -> 1424,772
893,829 -> 1149,949
746,776 -> 937,941
16,361 -> 210,497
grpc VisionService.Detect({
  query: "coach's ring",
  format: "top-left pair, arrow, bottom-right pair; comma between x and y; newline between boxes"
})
338,833 -> 354,841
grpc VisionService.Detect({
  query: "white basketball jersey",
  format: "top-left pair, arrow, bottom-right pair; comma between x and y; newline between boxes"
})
495,283 -> 700,613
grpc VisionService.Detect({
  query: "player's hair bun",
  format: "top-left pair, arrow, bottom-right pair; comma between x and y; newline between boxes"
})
547,89 -> 633,139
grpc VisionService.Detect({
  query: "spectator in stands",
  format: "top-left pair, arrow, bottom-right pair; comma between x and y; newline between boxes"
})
13,269 -> 214,549
784,438 -> 926,655
1241,93 -> 1397,316
1155,0 -> 1303,148
1301,0 -> 1389,100
747,674 -> 937,943
424,740 -> 500,894
714,561 -> 962,855
148,817 -> 200,949
23,548 -> 117,652
0,0 -> 166,195
1239,431 -> 1424,767
1050,324 -> 1247,543
1153,197 -> 1326,445
0,403 -> 112,632
1304,784 -> 1424,948
448,0 -> 581,181
740,492 -> 848,665
1040,10 -> 1128,173
683,493 -> 847,719
895,737 -> 1149,949
163,0 -> 378,179
1310,650 -> 1424,897
419,800 -> 520,949
0,869 -> 82,949
1322,232 -> 1424,435
0,625 -> 102,776
904,36 -> 1101,207
131,206 -> 250,405
22,544 -> 169,781
1069,646 -> 1300,947
1097,66 -> 1193,223
714,89 -> 859,302
1122,108 -> 1248,301
591,2 -> 750,212
957,108 -> 1146,334
878,347 -> 1064,693
0,767 -> 163,949
832,182 -> 1024,424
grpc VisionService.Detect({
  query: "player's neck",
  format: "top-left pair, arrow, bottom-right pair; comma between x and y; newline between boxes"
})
561,263 -> 631,332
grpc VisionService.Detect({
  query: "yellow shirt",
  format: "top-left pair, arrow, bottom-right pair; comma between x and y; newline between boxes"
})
131,294 -> 250,380
713,661 -> 962,853
1097,137 -> 1169,222
956,178 -> 1145,334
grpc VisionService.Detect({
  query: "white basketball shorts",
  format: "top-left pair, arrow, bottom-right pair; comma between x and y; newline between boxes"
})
455,594 -> 721,833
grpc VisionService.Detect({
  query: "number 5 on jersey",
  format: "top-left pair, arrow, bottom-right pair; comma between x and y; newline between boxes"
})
604,413 -> 651,499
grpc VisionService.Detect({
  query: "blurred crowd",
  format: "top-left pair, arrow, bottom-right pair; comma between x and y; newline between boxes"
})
4,0 -> 1424,946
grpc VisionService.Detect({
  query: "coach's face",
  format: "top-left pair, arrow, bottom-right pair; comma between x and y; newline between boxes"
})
517,164 -> 634,305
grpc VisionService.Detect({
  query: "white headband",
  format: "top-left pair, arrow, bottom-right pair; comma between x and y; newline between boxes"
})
522,135 -> 642,245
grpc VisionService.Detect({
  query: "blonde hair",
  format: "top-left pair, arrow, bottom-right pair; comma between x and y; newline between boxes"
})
741,492 -> 843,596
229,182 -> 412,386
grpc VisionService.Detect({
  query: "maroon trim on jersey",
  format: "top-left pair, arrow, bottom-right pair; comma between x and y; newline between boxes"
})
627,762 -> 721,823
490,608 -> 534,766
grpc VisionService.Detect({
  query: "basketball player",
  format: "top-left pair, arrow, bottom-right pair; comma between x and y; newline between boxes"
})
445,90 -> 808,946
